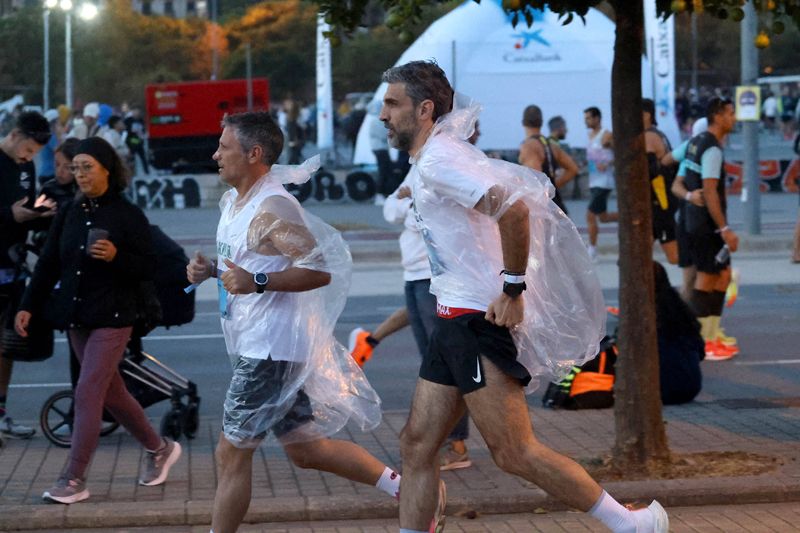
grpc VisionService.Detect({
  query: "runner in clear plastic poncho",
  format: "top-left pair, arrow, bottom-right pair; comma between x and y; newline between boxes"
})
217,155 -> 382,447
411,97 -> 606,391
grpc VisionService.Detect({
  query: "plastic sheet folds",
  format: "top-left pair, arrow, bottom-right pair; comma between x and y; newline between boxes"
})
410,100 -> 606,392
217,155 -> 381,447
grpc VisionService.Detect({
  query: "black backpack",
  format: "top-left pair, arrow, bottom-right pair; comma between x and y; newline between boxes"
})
149,225 -> 194,328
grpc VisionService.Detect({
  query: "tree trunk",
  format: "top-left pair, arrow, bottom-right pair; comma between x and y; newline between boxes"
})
609,0 -> 670,472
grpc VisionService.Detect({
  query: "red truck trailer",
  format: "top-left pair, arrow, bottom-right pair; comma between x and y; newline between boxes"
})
145,78 -> 270,171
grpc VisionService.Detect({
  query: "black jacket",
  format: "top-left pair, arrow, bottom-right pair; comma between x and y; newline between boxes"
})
20,191 -> 154,329
0,149 -> 40,270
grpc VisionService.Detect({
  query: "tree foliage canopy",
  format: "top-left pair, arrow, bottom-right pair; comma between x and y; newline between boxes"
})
314,0 -> 800,43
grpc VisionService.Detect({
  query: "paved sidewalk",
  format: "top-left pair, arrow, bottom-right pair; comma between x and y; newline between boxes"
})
21,503 -> 800,532
1,402 -> 799,531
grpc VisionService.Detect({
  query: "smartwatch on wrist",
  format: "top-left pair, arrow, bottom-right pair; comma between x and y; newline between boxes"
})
503,281 -> 526,298
254,272 -> 269,293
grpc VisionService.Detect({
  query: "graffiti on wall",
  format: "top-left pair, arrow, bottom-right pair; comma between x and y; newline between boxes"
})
725,159 -> 799,194
285,170 -> 378,204
132,177 -> 201,209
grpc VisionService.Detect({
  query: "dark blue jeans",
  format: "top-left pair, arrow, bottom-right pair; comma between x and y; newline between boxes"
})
405,279 -> 469,442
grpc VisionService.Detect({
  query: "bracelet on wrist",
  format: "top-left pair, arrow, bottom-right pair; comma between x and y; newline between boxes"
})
684,191 -> 692,201
210,259 -> 218,278
716,226 -> 730,234
504,273 -> 526,284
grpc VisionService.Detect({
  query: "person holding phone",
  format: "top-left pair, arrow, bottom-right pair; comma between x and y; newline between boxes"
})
0,111 -> 55,441
14,137 -> 181,504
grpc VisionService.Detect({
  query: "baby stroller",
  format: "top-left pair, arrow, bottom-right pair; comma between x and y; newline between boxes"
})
40,337 -> 200,448
38,225 -> 199,447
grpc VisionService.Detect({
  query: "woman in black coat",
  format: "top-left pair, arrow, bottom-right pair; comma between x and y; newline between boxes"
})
14,137 -> 181,504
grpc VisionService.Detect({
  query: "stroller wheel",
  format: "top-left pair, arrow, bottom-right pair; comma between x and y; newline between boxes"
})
40,390 -> 75,448
183,401 -> 200,439
40,390 -> 121,447
160,405 -> 185,441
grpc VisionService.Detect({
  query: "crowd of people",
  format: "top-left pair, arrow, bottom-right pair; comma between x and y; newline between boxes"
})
675,83 -> 800,141
6,62 -> 800,533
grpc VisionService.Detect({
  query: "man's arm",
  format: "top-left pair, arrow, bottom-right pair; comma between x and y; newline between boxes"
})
221,208 -> 331,295
671,173 -> 704,207
700,147 -> 738,252
475,188 -> 529,327
552,144 -> 578,188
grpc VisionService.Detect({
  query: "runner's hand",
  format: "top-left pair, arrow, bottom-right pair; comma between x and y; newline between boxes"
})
485,293 -> 524,328
396,186 -> 412,199
14,311 -> 31,338
722,229 -> 739,253
221,259 -> 256,295
187,251 -> 213,284
688,190 -> 705,207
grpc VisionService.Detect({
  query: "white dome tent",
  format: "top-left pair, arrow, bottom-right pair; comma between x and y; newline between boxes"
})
353,0 -> 660,165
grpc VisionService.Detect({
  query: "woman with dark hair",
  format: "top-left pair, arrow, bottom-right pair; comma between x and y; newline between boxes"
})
13,137 -> 181,504
40,137 -> 80,208
653,261 -> 704,405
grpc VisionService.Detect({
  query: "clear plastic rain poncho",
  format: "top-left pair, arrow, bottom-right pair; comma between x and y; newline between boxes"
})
410,98 -> 606,392
216,156 -> 381,447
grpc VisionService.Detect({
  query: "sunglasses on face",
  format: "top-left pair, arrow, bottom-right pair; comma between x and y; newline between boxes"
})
69,163 -> 96,174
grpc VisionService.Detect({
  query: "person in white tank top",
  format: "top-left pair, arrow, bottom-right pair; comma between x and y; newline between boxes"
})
186,112 -> 410,533
583,106 -> 619,261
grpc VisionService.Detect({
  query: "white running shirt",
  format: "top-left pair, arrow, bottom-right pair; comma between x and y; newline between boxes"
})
216,177 -> 311,362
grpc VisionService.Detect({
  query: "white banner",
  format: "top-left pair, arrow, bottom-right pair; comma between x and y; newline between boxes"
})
644,0 -> 681,147
316,15 -> 335,151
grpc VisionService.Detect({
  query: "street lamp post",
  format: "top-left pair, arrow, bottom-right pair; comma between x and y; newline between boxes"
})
43,0 -> 98,109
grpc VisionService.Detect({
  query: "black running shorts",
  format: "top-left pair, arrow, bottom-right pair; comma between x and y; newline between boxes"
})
676,207 -> 693,268
588,187 -> 612,215
687,230 -> 729,274
421,312 -> 531,395
652,206 -> 677,244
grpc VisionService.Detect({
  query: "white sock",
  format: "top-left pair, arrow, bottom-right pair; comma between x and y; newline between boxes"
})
588,490 -> 639,533
376,467 -> 401,498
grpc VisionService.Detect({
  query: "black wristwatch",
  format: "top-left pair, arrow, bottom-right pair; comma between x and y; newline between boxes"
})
503,281 -> 527,298
253,272 -> 269,293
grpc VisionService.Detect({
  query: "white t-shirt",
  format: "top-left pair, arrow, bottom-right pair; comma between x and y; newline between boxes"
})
216,176 -> 312,362
586,128 -> 615,190
382,176 -> 431,281
409,134 -> 501,311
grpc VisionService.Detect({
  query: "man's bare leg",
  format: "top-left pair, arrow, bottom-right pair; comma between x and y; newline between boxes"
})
792,212 -> 800,263
399,379 -> 465,531
283,438 -> 387,486
680,266 -> 697,303
660,241 -> 679,265
464,357 -> 601,510
598,211 -> 619,223
211,434 -> 258,533
373,307 -> 410,342
586,210 -> 599,247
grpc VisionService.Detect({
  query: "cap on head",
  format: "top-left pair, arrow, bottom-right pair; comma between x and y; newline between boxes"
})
44,109 -> 59,123
83,102 -> 100,119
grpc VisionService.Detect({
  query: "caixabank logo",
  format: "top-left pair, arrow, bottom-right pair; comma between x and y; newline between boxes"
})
504,15 -> 562,64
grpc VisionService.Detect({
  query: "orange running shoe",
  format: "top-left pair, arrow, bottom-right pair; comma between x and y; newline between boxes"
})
704,340 -> 738,361
348,328 -> 374,367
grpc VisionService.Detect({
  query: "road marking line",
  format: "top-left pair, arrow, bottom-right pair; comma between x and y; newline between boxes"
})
734,359 -> 800,366
55,333 -> 225,344
10,383 -> 71,389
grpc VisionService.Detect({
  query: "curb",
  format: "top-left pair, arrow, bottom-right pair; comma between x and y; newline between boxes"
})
3,476 -> 800,530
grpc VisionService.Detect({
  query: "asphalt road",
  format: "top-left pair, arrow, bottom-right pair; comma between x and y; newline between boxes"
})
6,282 -> 799,433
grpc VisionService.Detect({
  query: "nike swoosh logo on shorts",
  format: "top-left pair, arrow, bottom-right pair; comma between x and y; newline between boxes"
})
473,358 -> 482,383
